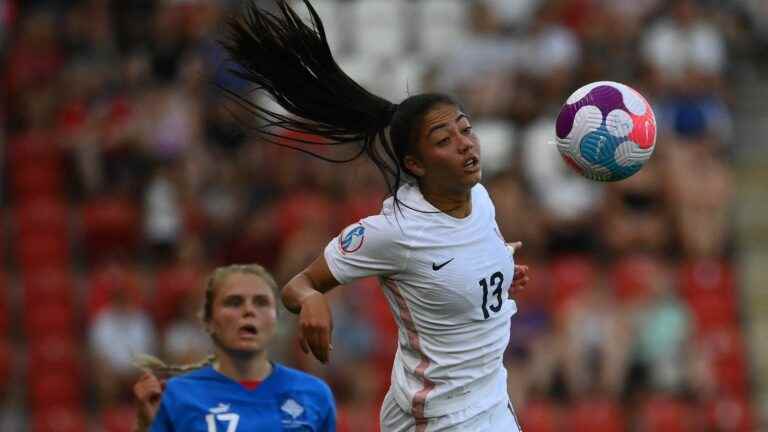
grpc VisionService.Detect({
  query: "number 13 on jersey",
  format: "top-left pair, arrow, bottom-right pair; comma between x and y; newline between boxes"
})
479,271 -> 504,319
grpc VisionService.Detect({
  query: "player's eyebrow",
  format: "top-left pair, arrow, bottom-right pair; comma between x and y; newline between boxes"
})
427,113 -> 468,138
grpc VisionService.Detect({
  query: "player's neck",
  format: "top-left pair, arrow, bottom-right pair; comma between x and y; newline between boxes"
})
214,350 -> 272,382
419,183 -> 472,218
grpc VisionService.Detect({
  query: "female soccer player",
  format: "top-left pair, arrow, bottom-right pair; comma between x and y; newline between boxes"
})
216,1 -> 531,431
132,264 -> 336,432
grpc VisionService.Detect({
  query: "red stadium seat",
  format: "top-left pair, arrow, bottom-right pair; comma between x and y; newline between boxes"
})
609,254 -> 661,304
100,403 -> 140,432
6,130 -> 63,169
698,327 -> 748,396
638,395 -> 694,432
0,338 -> 12,393
336,193 -> 385,231
85,261 -> 144,322
566,397 -> 625,432
678,259 -> 735,301
17,235 -> 70,272
28,334 -> 80,377
0,215 -> 4,264
24,302 -> 76,340
11,159 -> 64,200
81,196 -> 141,261
152,263 -> 205,329
549,255 -> 598,312
22,267 -> 75,313
687,294 -> 737,334
520,399 -> 561,432
0,272 -> 8,335
29,371 -> 82,411
703,395 -> 754,432
275,192 -> 333,240
31,406 -> 88,432
15,198 -> 70,238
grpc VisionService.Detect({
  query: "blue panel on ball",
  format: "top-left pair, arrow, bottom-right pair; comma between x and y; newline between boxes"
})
579,126 -> 642,181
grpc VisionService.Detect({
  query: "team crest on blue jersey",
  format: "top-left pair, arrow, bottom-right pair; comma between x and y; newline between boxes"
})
281,398 -> 310,429
281,399 -> 304,418
339,224 -> 365,254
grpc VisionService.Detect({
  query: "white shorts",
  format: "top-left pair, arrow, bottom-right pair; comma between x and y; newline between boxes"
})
379,389 -> 522,432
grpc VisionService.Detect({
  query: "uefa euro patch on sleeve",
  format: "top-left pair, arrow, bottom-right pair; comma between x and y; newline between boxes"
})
337,224 -> 365,254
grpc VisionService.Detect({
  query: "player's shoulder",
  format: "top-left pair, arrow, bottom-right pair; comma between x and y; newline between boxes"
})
165,365 -> 220,391
274,363 -> 334,404
472,182 -> 495,214
472,182 -> 491,201
274,364 -> 333,399
336,210 -> 405,249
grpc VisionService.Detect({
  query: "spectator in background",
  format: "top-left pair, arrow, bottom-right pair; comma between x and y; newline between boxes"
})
561,276 -> 631,398
642,0 -> 733,143
439,1 -> 520,118
90,282 -> 156,407
627,259 -> 695,394
161,285 -> 212,367
519,1 -> 581,110
642,0 -> 726,92
520,117 -> 603,254
335,361 -> 384,432
600,160 -> 670,255
144,163 -> 183,264
664,138 -> 733,258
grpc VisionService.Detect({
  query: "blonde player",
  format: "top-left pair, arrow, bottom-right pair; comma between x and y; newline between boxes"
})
219,1 -> 531,430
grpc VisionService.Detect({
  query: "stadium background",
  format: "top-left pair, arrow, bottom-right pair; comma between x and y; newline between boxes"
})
2,0 -> 768,430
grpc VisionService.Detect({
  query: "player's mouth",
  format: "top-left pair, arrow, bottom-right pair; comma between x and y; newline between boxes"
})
463,156 -> 480,172
238,324 -> 259,338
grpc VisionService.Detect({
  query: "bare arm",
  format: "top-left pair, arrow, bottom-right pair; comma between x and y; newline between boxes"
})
282,254 -> 340,313
282,254 -> 341,364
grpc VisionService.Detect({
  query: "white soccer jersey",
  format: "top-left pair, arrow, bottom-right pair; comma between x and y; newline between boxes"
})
324,183 -> 517,420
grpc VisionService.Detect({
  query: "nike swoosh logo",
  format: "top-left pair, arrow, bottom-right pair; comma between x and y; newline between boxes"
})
432,258 -> 454,271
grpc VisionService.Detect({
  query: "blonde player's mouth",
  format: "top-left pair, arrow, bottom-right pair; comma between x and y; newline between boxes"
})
238,324 -> 258,338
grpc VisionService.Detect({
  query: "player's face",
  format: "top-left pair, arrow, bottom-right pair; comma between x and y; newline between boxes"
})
208,273 -> 278,354
409,104 -> 481,193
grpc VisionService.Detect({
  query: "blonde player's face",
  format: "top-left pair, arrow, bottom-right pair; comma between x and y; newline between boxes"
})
208,273 -> 277,354
410,104 -> 482,193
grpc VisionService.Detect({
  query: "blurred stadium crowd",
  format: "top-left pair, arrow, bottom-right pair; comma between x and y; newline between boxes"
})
2,0 -> 767,430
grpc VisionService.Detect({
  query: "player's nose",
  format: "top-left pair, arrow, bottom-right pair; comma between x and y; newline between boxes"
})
242,301 -> 257,317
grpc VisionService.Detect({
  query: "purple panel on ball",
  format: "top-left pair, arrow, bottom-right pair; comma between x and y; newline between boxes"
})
585,85 -> 626,117
556,85 -> 628,139
556,105 -> 577,139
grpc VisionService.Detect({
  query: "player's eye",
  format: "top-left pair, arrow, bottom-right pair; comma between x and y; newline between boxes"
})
223,296 -> 243,307
253,296 -> 271,307
462,126 -> 473,134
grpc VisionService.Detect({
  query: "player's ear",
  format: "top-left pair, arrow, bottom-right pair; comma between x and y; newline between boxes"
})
204,320 -> 215,335
403,154 -> 425,177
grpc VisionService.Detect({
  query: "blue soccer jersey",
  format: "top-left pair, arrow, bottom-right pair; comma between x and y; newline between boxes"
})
150,363 -> 336,432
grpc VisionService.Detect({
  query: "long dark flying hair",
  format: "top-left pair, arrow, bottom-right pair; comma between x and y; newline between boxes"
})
219,0 -> 458,211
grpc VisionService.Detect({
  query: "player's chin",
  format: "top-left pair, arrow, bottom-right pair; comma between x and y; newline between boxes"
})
230,342 -> 265,355
231,336 -> 266,351
461,168 -> 482,186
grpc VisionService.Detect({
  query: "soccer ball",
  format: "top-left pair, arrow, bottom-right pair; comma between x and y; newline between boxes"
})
555,81 -> 656,182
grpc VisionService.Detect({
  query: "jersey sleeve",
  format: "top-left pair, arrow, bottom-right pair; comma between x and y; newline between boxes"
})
323,214 -> 407,284
149,399 -> 175,432
319,381 -> 337,432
